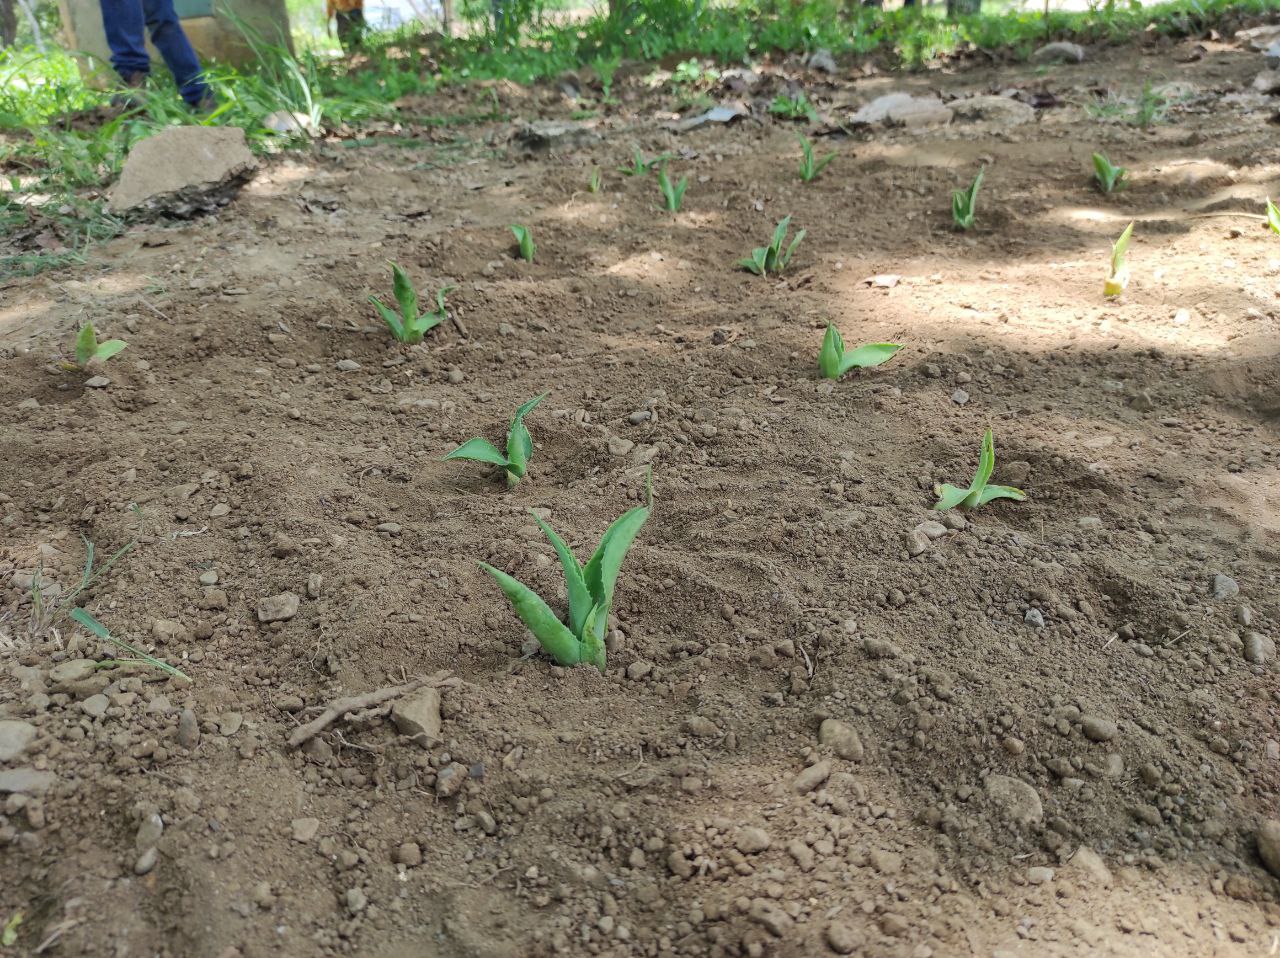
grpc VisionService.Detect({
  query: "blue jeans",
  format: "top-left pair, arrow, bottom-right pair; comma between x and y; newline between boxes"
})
98,0 -> 210,106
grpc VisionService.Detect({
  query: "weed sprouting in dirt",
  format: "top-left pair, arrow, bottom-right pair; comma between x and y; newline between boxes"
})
933,430 -> 1026,511
798,135 -> 836,183
656,164 -> 688,212
70,608 -> 192,683
20,534 -> 134,642
1092,152 -> 1128,194
511,224 -> 536,262
738,216 -> 805,276
588,168 -> 603,193
769,92 -> 817,122
818,324 -> 902,380
480,475 -> 652,673
369,262 -> 452,345
1104,221 -> 1134,297
442,394 -> 548,488
71,320 -> 127,369
951,167 -> 984,231
618,147 -> 671,177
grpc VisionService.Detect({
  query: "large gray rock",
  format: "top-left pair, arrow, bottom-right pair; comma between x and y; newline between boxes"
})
850,93 -> 952,128
391,687 -> 443,746
513,121 -> 601,154
0,721 -> 36,762
1030,41 -> 1086,64
985,774 -> 1043,825
108,126 -> 257,217
0,768 -> 56,794
950,95 -> 1036,128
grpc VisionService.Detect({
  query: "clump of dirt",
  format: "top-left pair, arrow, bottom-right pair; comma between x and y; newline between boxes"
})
3,34 -> 1280,958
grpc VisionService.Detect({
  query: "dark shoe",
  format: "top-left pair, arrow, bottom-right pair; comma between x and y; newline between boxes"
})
189,91 -> 219,115
109,72 -> 148,110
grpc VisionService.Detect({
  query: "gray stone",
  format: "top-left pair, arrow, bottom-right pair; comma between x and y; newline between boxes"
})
1027,866 -> 1055,884
291,817 -> 320,842
682,715 -> 720,738
391,687 -> 443,746
177,709 -> 200,749
1244,631 -> 1274,665
0,768 -> 56,794
1080,715 -> 1117,742
218,711 -> 243,736
793,760 -> 831,794
673,104 -> 749,133
807,48 -> 838,74
49,659 -> 97,687
136,812 -> 164,850
134,846 -> 158,875
1030,41 -> 1086,64
1258,820 -> 1280,878
0,720 -> 36,762
735,826 -> 772,854
1253,69 -> 1280,95
1212,574 -> 1239,600
435,762 -> 467,798
514,120 -> 601,153
1069,846 -> 1113,886
904,529 -> 930,557
335,359 -> 361,372
950,95 -> 1036,127
818,719 -> 864,761
851,93 -> 952,128
985,774 -> 1043,825
344,887 -> 368,914
84,375 -> 111,389
257,592 -> 300,623
825,920 -> 861,954
108,126 -> 256,216
394,842 -> 422,866
81,693 -> 109,718
1024,608 -> 1045,629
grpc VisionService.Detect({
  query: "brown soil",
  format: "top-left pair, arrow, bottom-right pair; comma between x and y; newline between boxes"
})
4,33 -> 1280,958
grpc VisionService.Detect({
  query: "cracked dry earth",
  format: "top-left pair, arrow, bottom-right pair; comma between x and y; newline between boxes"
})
5,31 -> 1280,958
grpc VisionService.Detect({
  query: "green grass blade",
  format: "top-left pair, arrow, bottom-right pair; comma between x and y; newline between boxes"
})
582,504 -> 650,614
1267,198 -> 1280,235
531,513 -> 591,637
505,392 -> 548,476
818,323 -> 844,379
69,608 -> 192,682
442,437 -> 508,466
1111,221 -> 1134,273
770,216 -> 791,252
839,343 -> 903,374
480,563 -> 583,666
782,229 -> 806,269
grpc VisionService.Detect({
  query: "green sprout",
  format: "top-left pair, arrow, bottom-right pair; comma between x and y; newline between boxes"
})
73,320 -> 127,369
442,393 -> 548,488
769,92 -> 817,122
588,168 -> 602,193
70,607 -> 192,683
1104,221 -> 1134,298
618,147 -> 671,177
738,215 -> 805,277
1266,198 -> 1280,235
657,164 -> 688,212
511,224 -> 536,263
1091,152 -> 1128,194
933,430 -> 1026,511
798,135 -> 835,183
818,324 -> 902,380
369,262 -> 453,345
480,476 -> 652,673
951,167 -> 984,231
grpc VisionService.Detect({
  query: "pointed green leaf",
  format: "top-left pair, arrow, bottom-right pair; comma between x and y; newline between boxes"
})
579,604 -> 607,672
531,513 -> 592,638
970,429 -> 996,493
370,296 -> 406,341
818,323 -> 845,379
94,339 -> 128,362
442,437 -> 509,466
932,483 -> 971,511
583,504 -> 650,614
75,323 -> 96,367
480,563 -> 583,666
390,263 -> 418,323
976,484 -> 1027,505
1111,221 -> 1134,274
781,228 -> 806,269
69,608 -> 191,682
505,393 -> 547,477
771,216 -> 791,253
839,343 -> 903,374
406,312 -> 443,339
1267,198 -> 1280,236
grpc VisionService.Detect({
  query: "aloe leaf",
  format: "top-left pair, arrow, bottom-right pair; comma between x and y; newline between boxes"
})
1267,198 -> 1280,235
505,392 -> 547,476
442,437 -> 508,466
970,429 -> 996,493
782,229 -> 806,269
391,263 -> 418,323
480,563 -> 584,666
1111,222 -> 1134,274
370,297 -> 406,341
579,604 -> 607,672
531,514 -> 592,637
95,340 -> 128,362
976,484 -> 1027,505
818,323 -> 845,379
839,342 -> 902,374
932,483 -> 971,511
75,323 -> 96,367
771,216 -> 791,252
583,503 -> 650,613
409,312 -> 444,338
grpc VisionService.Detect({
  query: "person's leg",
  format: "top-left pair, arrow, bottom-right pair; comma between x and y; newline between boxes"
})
139,0 -> 210,106
97,0 -> 151,83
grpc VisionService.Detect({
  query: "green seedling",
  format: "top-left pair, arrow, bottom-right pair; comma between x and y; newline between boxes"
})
1104,221 -> 1134,297
72,320 -> 127,369
798,135 -> 835,183
933,430 -> 1026,511
443,393 -> 548,488
1091,152 -> 1128,194
657,164 -> 688,212
25,533 -> 134,641
818,324 -> 902,380
951,167 -> 984,231
588,168 -> 602,193
71,608 -> 192,682
618,147 -> 671,177
738,215 -> 806,277
511,224 -> 535,263
480,475 -> 652,672
1266,198 -> 1280,235
769,92 -> 817,122
369,262 -> 453,345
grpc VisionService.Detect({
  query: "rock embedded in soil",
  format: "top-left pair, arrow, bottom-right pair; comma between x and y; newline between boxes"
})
851,93 -> 952,128
107,126 -> 257,216
513,120 -> 601,153
985,775 -> 1043,825
824,920 -> 861,954
291,817 -> 320,843
682,716 -> 719,737
735,827 -> 772,854
1031,41 -> 1086,64
1211,574 -> 1239,600
1243,632 -> 1274,665
1080,715 -> 1117,742
0,720 -> 37,762
256,592 -> 300,623
1069,846 -> 1113,886
793,760 -> 832,795
950,95 -> 1036,127
49,659 -> 97,687
177,709 -> 200,749
134,847 -> 158,875
394,842 -> 423,866
81,694 -> 110,718
1257,820 -> 1280,878
391,687 -> 443,746
1027,866 -> 1055,884
0,768 -> 55,794
818,719 -> 864,761
436,762 -> 467,798
1024,609 -> 1045,629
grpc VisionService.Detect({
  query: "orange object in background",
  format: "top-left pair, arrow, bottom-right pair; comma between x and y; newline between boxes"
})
326,0 -> 364,49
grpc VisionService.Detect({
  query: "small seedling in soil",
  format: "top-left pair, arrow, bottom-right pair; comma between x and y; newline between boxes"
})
71,608 -> 192,683
951,167 -> 984,231
25,534 -> 134,640
511,224 -> 535,263
769,92 -> 817,122
1266,198 -> 1280,235
618,147 -> 670,177
1092,152 -> 1128,194
1104,221 -> 1134,297
933,429 -> 1026,511
369,262 -> 453,345
588,168 -> 602,193
818,324 -> 902,380
738,215 -> 805,276
798,135 -> 835,183
657,164 -> 688,212
442,393 -> 548,488
73,320 -> 127,369
480,475 -> 652,672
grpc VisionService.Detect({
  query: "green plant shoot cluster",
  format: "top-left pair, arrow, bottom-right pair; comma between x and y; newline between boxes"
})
511,224 -> 536,262
1091,152 -> 1128,194
657,164 -> 688,212
369,262 -> 454,344
739,216 -> 805,276
798,136 -> 836,183
74,320 -> 127,369
951,167 -> 984,231
933,429 -> 1026,511
443,394 -> 548,488
818,324 -> 902,380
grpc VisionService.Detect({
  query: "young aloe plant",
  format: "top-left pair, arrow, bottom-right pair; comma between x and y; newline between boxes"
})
1091,152 -> 1127,194
1266,198 -> 1280,235
511,224 -> 535,263
798,135 -> 836,183
74,320 -> 127,369
618,147 -> 670,177
443,393 -> 548,488
369,262 -> 453,345
1104,221 -> 1134,297
818,324 -> 902,380
480,477 -> 652,672
657,164 -> 688,212
738,215 -> 805,276
933,429 -> 1026,511
588,168 -> 603,193
951,167 -> 984,231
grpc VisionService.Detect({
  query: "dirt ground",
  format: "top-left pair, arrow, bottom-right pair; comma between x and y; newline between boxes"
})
5,28 -> 1280,958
